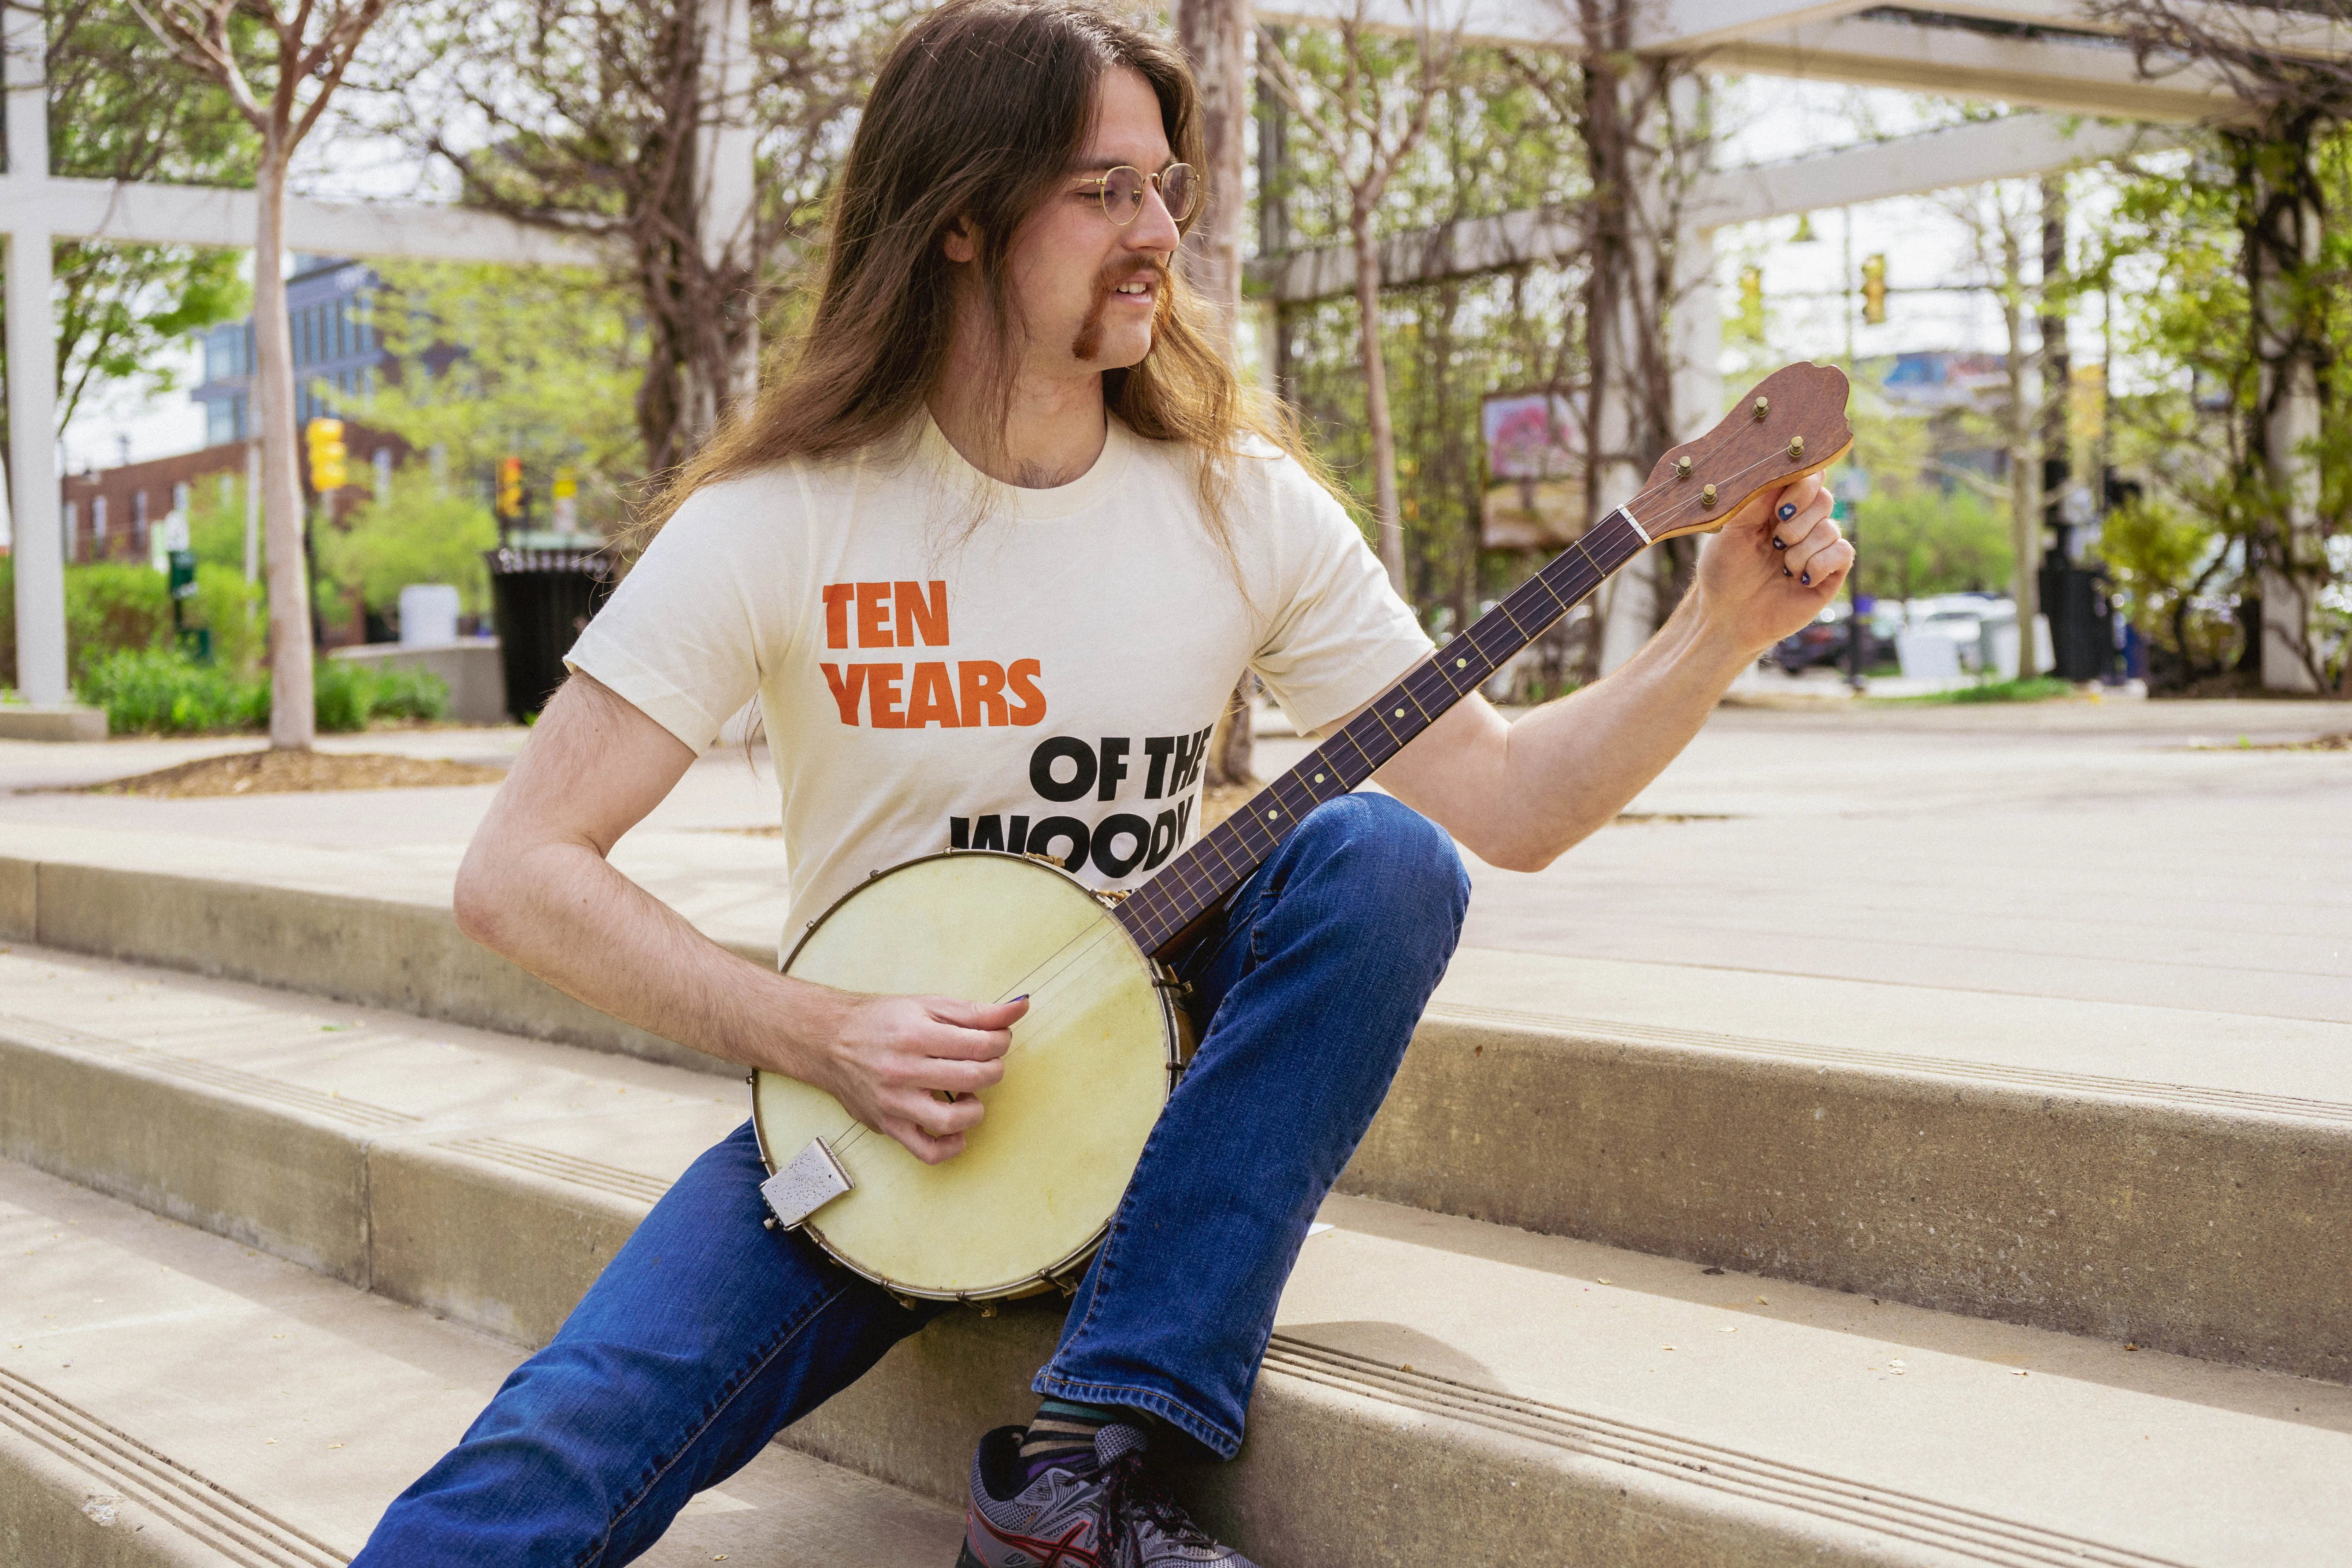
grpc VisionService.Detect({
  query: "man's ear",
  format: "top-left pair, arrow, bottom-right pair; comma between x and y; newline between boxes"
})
942,216 -> 979,265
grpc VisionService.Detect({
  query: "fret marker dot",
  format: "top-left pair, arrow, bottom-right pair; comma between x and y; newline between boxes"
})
1314,773 -> 1324,783
1266,809 -> 1277,819
1455,658 -> 1465,668
1393,708 -> 1404,718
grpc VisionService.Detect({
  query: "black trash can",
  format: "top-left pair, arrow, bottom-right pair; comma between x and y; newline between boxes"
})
2039,558 -> 2116,683
484,542 -> 618,722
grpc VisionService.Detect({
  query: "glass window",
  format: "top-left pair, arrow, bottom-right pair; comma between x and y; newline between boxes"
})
93,496 -> 108,542
207,400 -> 239,447
134,490 -> 148,529
62,500 -> 77,560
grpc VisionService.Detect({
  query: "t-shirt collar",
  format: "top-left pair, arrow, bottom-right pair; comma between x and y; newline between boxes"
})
916,409 -> 1137,522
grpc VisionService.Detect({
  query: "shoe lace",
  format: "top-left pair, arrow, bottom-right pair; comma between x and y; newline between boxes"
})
1094,1449 -> 1219,1556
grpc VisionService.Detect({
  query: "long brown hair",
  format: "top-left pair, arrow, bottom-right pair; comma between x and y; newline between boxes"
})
638,0 -> 1326,556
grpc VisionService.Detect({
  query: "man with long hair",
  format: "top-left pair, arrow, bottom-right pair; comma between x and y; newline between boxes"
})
354,1 -> 1849,1562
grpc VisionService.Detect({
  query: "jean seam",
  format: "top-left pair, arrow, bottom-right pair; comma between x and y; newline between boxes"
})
575,1270 -> 852,1567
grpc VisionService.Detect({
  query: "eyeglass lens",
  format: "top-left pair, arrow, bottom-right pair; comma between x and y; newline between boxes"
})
1102,165 -> 1198,224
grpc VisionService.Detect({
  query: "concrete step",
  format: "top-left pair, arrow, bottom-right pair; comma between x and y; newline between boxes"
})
7,840 -> 2350,1382
0,1156 -> 960,1567
4,944 -> 2349,1565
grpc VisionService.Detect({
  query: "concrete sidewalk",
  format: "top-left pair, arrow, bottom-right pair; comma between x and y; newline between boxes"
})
4,697 -> 2346,1023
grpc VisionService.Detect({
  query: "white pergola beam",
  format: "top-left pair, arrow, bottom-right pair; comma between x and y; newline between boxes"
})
1687,110 -> 2186,228
0,175 -> 606,267
1700,15 -> 2245,121
1251,111 -> 2182,302
1628,0 -> 1875,53
1916,2 -> 2352,64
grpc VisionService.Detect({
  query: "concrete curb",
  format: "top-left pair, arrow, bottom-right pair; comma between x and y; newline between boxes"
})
0,853 -> 740,1075
1350,1008 -> 2352,1383
7,853 -> 2350,1382
11,997 -> 2294,1568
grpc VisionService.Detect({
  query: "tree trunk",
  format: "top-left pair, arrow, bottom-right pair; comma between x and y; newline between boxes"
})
1176,0 -> 1250,344
253,144 -> 314,750
2238,126 -> 2326,692
2001,239 -> 2042,680
1353,216 -> 1406,594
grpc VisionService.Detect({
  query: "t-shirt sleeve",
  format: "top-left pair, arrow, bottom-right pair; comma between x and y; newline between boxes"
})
1246,454 -> 1436,736
563,475 -> 794,754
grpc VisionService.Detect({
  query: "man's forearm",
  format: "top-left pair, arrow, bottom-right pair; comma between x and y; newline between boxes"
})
1488,592 -> 1751,867
455,835 -> 834,1075
1374,589 -> 1753,873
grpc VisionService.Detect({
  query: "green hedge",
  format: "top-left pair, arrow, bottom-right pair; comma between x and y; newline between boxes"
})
76,650 -> 451,735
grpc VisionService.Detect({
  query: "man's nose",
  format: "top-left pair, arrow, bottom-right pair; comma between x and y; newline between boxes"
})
1126,184 -> 1182,253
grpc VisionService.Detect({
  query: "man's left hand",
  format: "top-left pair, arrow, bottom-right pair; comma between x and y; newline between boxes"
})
1692,473 -> 1855,657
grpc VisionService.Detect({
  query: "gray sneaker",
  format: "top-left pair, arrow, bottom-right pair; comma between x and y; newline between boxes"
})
958,1422 -> 1261,1567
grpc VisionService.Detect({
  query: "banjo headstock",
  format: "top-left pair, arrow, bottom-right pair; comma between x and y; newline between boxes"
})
1635,362 -> 1855,542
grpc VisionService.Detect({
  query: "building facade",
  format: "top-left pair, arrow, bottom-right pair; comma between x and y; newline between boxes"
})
192,255 -> 386,447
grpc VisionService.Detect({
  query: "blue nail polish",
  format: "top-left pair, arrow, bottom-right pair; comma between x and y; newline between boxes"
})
1782,566 -> 1792,578
1772,537 -> 1786,549
1800,571 -> 1811,586
1777,503 -> 1796,521
1011,994 -> 1029,1003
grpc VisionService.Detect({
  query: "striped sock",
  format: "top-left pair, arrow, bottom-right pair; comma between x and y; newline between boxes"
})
1019,1398 -> 1121,1484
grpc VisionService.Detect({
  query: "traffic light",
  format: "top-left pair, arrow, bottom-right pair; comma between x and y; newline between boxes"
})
497,455 -> 524,521
1737,265 -> 1764,336
305,418 -> 347,492
1860,253 -> 1888,326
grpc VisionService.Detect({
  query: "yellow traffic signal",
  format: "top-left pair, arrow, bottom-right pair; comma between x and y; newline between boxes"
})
1737,265 -> 1764,336
1860,253 -> 1888,326
497,455 -> 524,520
305,417 -> 347,492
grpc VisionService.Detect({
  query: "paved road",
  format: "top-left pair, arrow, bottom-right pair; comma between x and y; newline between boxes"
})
5,695 -> 2347,1031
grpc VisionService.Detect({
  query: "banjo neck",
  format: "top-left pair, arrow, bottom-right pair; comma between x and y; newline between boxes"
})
1112,359 -> 1854,963
1110,508 -> 1646,962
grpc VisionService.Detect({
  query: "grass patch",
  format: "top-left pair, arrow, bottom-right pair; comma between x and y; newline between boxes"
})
1875,677 -> 2077,707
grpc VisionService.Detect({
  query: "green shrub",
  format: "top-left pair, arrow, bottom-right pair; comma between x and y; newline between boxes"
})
190,563 -> 267,675
366,664 -> 453,723
78,648 -> 268,734
73,650 -> 451,734
312,658 -> 378,732
66,563 -> 173,674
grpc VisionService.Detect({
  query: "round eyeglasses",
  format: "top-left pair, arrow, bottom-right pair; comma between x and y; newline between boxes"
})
1081,163 -> 1200,226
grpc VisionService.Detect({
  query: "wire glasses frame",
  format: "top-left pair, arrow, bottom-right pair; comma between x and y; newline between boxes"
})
1080,163 -> 1200,226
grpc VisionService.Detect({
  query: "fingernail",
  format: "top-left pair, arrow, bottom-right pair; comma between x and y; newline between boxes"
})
1801,571 -> 1812,586
1010,994 -> 1029,1003
1782,565 -> 1792,578
1772,537 -> 1786,549
1777,503 -> 1796,521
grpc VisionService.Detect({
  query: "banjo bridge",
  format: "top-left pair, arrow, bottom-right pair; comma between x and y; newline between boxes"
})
760,1137 -> 856,1231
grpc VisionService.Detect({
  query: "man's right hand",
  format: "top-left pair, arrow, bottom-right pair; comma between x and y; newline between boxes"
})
792,993 -> 1029,1165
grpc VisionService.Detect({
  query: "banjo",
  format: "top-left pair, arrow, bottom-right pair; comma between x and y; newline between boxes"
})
751,360 -> 1854,1305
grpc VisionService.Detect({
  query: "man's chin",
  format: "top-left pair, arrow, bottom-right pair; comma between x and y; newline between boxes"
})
1083,328 -> 1155,374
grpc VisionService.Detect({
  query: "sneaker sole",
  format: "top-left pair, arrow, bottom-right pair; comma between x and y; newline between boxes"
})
953,1542 -> 985,1568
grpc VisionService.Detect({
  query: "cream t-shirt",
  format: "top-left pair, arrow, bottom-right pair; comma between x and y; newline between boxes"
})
566,415 -> 1433,943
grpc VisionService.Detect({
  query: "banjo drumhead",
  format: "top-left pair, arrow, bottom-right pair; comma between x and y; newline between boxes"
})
754,853 -> 1173,1299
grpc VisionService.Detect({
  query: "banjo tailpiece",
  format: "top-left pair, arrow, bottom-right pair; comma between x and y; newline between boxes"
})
760,1137 -> 856,1231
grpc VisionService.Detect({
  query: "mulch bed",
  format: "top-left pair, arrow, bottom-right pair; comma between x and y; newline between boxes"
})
2190,732 -> 2351,753
70,749 -> 509,798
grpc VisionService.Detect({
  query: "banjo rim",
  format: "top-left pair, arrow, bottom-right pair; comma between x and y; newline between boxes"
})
750,847 -> 1189,1303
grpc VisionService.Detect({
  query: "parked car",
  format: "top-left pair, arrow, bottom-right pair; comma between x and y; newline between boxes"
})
1773,602 -> 1894,674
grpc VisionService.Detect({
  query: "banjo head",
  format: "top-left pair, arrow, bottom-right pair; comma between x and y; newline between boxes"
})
753,851 -> 1180,1301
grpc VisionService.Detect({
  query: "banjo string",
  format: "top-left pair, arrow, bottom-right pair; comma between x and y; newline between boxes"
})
824,908 -> 1151,1155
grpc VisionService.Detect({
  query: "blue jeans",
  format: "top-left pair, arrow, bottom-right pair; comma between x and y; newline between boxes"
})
355,794 -> 1468,1566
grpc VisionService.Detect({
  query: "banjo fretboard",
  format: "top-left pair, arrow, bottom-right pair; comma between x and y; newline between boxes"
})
1113,506 -> 1650,960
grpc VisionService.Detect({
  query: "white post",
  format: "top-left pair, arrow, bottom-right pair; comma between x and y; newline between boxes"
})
4,3 -> 66,704
698,0 -> 758,410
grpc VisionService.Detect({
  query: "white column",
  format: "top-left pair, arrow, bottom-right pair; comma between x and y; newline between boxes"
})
5,3 -> 65,704
698,0 -> 759,409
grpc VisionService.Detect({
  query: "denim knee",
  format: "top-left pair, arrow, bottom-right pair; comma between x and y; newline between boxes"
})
1279,793 -> 1470,956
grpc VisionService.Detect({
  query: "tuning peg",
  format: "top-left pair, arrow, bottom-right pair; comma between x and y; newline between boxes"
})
1787,437 -> 1804,459
1752,397 -> 1770,420
1674,456 -> 1692,480
1700,484 -> 1718,508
